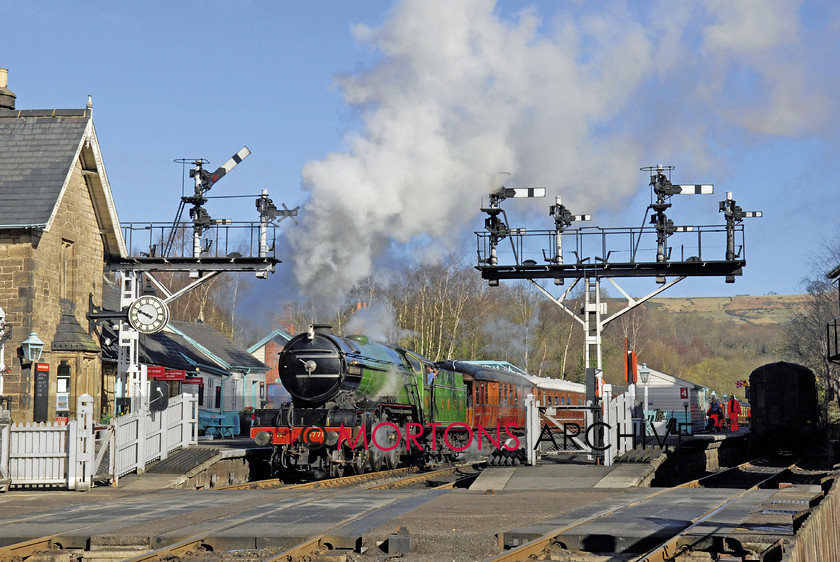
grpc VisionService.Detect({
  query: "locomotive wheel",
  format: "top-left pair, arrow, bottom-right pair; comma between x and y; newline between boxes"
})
351,449 -> 368,474
369,447 -> 385,471
329,449 -> 346,478
329,461 -> 345,478
371,414 -> 397,471
384,445 -> 399,470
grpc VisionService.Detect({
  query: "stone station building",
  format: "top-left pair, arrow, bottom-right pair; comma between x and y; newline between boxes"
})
0,68 -> 126,422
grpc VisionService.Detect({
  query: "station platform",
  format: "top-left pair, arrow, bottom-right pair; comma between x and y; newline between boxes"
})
471,429 -> 750,491
117,437 -> 271,490
470,451 -> 666,491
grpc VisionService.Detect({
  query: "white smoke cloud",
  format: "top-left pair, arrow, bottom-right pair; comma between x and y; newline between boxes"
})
288,0 -> 837,310
345,301 -> 402,343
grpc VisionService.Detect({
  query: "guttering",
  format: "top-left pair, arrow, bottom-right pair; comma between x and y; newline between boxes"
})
0,224 -> 47,229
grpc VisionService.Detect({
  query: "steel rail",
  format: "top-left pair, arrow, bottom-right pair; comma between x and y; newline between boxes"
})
265,472 -> 475,562
637,458 -> 800,562
364,463 -> 481,490
214,459 -> 482,491
122,493 -> 333,562
0,490 -> 218,560
0,536 -> 54,561
122,464 -> 479,561
674,457 -> 763,489
488,457 -> 793,561
212,467 -> 418,491
487,486 -> 677,561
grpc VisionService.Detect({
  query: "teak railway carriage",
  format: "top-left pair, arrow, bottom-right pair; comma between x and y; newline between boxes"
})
437,361 -> 586,430
250,325 -> 585,477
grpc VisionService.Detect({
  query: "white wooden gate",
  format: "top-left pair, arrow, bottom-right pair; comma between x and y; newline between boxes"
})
111,393 -> 198,484
525,384 -> 635,467
0,393 -> 197,491
601,383 -> 635,466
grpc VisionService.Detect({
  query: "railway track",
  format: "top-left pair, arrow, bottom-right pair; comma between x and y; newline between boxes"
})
0,462 -> 481,562
492,456 -> 832,561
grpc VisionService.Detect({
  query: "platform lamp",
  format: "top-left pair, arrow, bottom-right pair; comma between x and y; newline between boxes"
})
21,332 -> 44,365
638,363 -> 651,416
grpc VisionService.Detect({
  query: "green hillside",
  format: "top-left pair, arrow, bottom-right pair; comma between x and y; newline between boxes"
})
600,294 -> 809,397
644,294 -> 810,325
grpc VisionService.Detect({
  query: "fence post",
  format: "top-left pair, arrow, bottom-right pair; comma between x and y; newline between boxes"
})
136,411 -> 146,474
76,394 -> 94,491
67,420 -> 77,490
0,421 -> 9,492
525,394 -> 538,466
602,384 -> 614,466
191,393 -> 198,444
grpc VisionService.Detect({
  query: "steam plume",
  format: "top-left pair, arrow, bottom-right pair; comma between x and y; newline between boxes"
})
289,0 -> 833,309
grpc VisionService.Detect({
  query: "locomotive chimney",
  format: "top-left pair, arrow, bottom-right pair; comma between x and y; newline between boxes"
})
0,68 -> 17,110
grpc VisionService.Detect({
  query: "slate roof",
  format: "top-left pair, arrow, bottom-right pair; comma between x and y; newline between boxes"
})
0,108 -> 126,256
168,321 -> 268,373
52,299 -> 100,353
99,323 -> 229,376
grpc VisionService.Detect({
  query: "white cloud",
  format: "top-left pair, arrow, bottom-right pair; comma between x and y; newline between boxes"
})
289,0 -> 837,310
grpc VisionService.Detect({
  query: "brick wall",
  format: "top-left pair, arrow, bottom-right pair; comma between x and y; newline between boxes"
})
264,339 -> 286,382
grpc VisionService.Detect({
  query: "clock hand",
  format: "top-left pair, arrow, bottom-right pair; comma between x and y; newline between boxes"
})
139,310 -> 154,320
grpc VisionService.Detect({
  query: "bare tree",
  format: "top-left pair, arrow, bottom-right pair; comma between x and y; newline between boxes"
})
784,229 -> 840,408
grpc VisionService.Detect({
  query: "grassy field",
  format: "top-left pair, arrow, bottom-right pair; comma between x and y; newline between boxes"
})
643,294 -> 810,325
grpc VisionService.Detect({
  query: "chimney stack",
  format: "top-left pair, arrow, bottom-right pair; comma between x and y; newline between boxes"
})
0,68 -> 16,110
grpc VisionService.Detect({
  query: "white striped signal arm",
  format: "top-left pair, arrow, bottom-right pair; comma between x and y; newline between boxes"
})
209,146 -> 251,186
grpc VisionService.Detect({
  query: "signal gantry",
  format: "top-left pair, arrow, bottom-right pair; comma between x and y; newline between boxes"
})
475,165 -> 763,407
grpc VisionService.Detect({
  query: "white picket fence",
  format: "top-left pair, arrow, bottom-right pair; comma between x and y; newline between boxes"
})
0,393 -> 197,491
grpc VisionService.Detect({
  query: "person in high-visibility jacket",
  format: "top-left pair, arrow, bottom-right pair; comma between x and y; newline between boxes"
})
728,395 -> 742,431
707,399 -> 723,431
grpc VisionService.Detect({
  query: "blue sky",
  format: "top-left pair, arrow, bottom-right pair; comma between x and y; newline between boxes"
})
4,0 -> 840,307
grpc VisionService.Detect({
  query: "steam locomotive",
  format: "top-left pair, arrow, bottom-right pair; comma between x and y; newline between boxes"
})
250,325 -> 585,477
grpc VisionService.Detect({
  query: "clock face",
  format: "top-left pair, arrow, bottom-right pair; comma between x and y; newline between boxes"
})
128,296 -> 170,334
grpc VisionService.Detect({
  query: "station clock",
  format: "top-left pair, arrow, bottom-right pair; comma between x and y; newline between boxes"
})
127,295 -> 170,334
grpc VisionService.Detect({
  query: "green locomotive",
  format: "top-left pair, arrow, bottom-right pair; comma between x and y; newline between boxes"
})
250,324 -> 468,477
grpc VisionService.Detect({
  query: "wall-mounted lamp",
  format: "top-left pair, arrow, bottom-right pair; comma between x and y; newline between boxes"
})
21,332 -> 44,365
